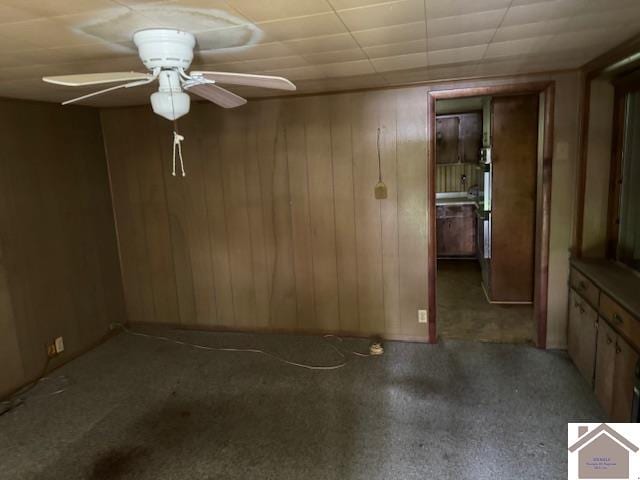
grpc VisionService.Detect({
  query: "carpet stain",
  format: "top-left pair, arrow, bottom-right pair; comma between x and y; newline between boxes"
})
89,446 -> 150,480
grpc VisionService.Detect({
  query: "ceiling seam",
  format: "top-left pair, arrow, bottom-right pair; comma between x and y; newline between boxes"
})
324,0 -> 385,84
474,0 -> 515,76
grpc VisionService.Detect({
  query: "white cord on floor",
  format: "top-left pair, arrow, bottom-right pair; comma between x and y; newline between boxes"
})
112,323 -> 374,371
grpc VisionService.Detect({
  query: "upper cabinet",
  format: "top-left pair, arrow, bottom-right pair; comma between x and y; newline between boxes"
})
436,112 -> 482,164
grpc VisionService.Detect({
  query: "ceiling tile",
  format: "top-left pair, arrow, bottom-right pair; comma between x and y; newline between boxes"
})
319,59 -> 376,77
371,51 -> 427,71
195,25 -> 267,51
428,44 -> 486,66
328,0 -> 391,10
492,18 -> 567,43
363,38 -> 426,58
225,0 -> 332,22
283,33 -> 360,54
1,18 -> 106,49
425,0 -> 511,19
484,36 -> 554,59
502,0 -> 582,27
351,21 -> 426,46
566,4 -> 640,32
56,8 -> 163,44
211,41 -> 298,62
427,29 -> 494,51
261,64 -> 328,81
427,9 -> 506,37
257,12 -> 348,41
0,4 -> 47,24
336,0 -> 425,31
0,0 -> 120,18
303,48 -> 368,65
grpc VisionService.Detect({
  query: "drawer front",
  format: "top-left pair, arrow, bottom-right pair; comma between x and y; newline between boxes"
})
601,293 -> 640,351
570,268 -> 599,308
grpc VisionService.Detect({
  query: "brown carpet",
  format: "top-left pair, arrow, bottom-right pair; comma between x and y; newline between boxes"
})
437,259 -> 534,344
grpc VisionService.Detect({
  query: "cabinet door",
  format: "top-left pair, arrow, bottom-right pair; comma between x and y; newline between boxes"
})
436,205 -> 476,257
436,117 -> 460,164
595,320 -> 616,416
611,336 -> 639,422
568,290 -> 598,385
459,112 -> 482,163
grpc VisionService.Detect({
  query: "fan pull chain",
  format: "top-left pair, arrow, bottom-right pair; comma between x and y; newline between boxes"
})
172,130 -> 186,177
168,75 -> 186,177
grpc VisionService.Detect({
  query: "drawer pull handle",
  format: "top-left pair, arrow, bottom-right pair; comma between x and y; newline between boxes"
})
613,313 -> 624,324
606,335 -> 613,344
616,344 -> 622,354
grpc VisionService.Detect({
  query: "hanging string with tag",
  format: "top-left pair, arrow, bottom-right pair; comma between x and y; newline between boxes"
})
167,74 -> 186,177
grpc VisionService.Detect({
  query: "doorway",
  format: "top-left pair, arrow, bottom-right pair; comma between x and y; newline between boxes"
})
426,83 -> 555,348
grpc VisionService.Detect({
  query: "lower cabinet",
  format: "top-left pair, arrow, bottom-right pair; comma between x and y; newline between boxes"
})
594,320 -> 616,415
593,318 -> 639,421
568,263 -> 640,422
612,336 -> 639,422
568,290 -> 597,386
436,205 -> 476,257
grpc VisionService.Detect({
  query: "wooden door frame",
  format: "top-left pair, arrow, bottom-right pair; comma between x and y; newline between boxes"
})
426,81 -> 555,348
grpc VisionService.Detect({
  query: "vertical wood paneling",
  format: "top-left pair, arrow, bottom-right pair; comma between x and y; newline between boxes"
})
305,96 -> 339,331
329,94 -> 359,332
103,87 -> 434,340
244,103 -> 271,328
352,91 -> 385,334
200,108 -> 235,327
378,90 -> 401,334
285,99 -> 317,328
0,100 -> 125,396
397,88 -> 428,338
219,110 -> 258,327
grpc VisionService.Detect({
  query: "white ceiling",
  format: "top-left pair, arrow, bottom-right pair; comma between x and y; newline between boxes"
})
0,0 -> 638,106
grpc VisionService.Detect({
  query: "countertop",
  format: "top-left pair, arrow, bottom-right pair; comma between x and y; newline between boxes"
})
571,257 -> 640,317
435,192 -> 477,206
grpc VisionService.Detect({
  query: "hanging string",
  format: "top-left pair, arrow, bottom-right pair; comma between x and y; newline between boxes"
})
167,73 -> 186,177
377,127 -> 382,182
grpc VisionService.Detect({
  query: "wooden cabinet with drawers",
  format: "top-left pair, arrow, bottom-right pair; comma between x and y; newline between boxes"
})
568,259 -> 640,421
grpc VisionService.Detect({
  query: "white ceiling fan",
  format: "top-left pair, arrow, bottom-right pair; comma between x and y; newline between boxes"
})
42,28 -> 296,121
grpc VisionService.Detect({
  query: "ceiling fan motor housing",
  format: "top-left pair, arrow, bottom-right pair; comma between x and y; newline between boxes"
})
133,28 -> 196,70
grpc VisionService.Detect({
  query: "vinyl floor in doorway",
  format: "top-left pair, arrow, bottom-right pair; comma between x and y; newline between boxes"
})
437,260 -> 535,343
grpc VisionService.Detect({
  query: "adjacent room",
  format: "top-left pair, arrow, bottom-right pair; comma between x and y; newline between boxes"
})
1,1 -> 640,479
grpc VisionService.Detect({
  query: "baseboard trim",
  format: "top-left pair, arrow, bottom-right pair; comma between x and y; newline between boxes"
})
128,321 -> 430,344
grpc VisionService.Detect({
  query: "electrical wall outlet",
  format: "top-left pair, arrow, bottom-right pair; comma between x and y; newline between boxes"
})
54,336 -> 64,354
418,309 -> 428,323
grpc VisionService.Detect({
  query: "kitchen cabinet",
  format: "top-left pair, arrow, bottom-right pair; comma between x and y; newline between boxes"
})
594,319 -> 615,415
436,204 -> 476,257
436,117 -> 460,164
568,290 -> 597,386
436,112 -> 482,165
568,259 -> 640,422
612,336 -> 638,421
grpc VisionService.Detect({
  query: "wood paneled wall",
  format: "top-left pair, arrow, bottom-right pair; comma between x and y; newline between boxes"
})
101,87 -> 429,340
436,163 -> 476,193
0,99 -> 125,396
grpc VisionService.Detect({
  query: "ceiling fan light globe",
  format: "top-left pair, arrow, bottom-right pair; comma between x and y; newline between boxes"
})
150,90 -> 190,121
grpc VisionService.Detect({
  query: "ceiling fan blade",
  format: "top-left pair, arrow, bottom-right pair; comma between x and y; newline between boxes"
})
43,71 -> 152,87
190,71 -> 296,91
61,77 -> 156,105
186,83 -> 247,108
